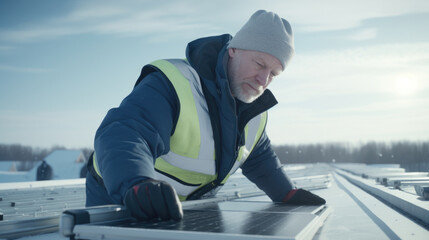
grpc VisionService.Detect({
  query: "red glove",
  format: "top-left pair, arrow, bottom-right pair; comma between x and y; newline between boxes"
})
123,179 -> 183,220
283,189 -> 326,205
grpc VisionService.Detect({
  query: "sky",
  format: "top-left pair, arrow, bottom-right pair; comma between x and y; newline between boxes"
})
1,0 -> 429,149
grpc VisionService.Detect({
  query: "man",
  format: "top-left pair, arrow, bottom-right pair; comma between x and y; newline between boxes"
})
86,10 -> 325,221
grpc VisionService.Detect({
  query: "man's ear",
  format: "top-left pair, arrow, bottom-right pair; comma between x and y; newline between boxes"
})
228,48 -> 236,58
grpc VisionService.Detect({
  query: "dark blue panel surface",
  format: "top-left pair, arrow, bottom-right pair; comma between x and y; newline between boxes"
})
117,209 -> 317,237
108,201 -> 327,237
186,201 -> 323,214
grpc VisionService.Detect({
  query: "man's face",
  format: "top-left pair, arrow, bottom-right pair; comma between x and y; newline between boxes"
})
227,48 -> 283,103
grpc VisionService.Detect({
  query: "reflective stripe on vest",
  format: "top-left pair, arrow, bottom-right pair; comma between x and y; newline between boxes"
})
92,151 -> 102,179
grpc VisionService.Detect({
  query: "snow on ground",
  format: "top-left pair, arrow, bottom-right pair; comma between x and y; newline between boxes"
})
0,170 -> 36,183
0,150 -> 86,183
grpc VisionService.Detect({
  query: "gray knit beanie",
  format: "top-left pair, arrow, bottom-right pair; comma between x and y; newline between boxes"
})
228,10 -> 294,70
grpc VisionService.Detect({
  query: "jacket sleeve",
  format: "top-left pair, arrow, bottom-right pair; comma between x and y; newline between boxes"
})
240,130 -> 295,202
94,71 -> 179,204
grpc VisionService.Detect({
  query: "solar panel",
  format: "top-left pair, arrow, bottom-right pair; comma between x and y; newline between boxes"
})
70,200 -> 330,240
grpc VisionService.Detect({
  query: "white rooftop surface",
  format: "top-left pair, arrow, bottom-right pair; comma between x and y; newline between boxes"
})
316,172 -> 428,239
1,163 -> 428,240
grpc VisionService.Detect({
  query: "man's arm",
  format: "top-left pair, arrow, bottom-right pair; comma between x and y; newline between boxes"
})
241,130 -> 294,202
241,130 -> 325,205
94,72 -> 179,204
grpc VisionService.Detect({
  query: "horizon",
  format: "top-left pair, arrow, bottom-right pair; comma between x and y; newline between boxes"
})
1,0 -> 429,149
2,139 -> 429,152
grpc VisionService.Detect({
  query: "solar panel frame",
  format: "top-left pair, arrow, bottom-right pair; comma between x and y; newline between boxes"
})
70,201 -> 331,240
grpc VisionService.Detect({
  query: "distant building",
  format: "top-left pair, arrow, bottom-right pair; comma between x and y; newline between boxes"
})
38,150 -> 87,180
36,160 -> 53,181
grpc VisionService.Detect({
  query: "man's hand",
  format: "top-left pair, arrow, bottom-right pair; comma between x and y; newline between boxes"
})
123,179 -> 183,221
283,189 -> 326,205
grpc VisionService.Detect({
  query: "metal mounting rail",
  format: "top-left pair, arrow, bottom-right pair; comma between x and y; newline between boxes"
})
415,185 -> 429,200
61,205 -> 132,237
0,215 -> 59,239
335,169 -> 429,226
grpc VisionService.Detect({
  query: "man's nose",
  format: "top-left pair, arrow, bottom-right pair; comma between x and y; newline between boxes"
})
256,70 -> 270,87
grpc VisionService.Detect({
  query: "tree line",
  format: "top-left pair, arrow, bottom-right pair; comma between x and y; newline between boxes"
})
1,141 -> 428,172
272,141 -> 429,172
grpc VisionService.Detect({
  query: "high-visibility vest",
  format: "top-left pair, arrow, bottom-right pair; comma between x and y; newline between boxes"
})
93,59 -> 267,200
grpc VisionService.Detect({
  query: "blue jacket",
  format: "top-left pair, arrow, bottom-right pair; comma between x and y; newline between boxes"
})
86,34 -> 294,206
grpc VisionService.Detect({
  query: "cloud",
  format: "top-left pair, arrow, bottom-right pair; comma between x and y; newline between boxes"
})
0,46 -> 15,51
271,42 -> 429,104
1,0 -> 428,43
346,28 -> 378,41
0,64 -> 51,73
274,0 -> 429,31
60,5 -> 127,22
0,1 -> 217,43
0,27 -> 81,43
267,92 -> 429,144
267,41 -> 429,144
0,110 -> 102,148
